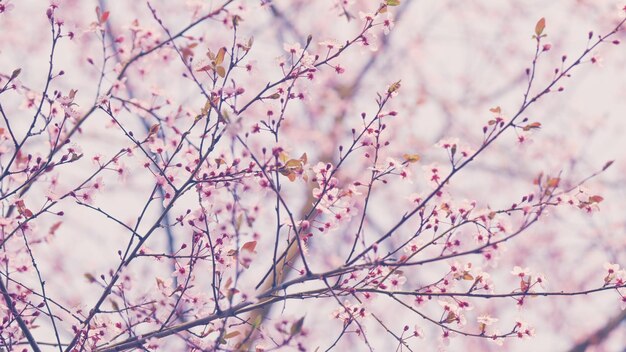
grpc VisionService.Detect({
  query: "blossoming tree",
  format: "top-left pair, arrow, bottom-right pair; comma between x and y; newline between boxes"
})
1,0 -> 626,351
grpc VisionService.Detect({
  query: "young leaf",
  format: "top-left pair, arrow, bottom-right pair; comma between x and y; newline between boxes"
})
522,122 -> 541,131
252,314 -> 263,329
216,66 -> 226,78
10,68 -> 21,80
442,311 -> 457,324
402,153 -> 421,163
462,272 -> 474,280
215,47 -> 227,65
149,124 -> 160,136
546,177 -> 560,188
589,195 -> 604,203
223,331 -> 241,339
100,10 -> 110,23
387,80 -> 401,94
284,159 -> 303,170
290,317 -> 305,336
241,241 -> 257,253
16,199 -> 33,218
535,17 -> 546,36
235,213 -> 243,231
49,221 -> 62,236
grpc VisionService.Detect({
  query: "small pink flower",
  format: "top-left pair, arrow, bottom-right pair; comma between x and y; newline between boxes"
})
383,15 -> 394,35
511,266 -> 531,278
437,138 -> 459,149
413,325 -> 424,338
149,139 -> 166,154
477,314 -> 498,326
388,274 -> 407,289
145,337 -> 160,350
590,53 -> 604,67
604,262 -> 620,274
283,42 -> 302,55
535,273 -> 547,288
319,39 -> 339,49
0,1 -> 15,14
359,11 -> 376,22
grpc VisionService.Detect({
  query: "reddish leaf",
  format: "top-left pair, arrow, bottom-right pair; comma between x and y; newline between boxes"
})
589,195 -> 604,203
100,11 -> 110,23
196,65 -> 212,73
522,122 -> 541,131
535,17 -> 546,36
16,199 -> 33,218
49,221 -> 62,236
223,277 -> 233,290
241,241 -> 257,253
547,177 -> 560,188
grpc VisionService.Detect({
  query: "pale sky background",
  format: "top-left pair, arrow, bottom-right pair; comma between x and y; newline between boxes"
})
1,0 -> 626,351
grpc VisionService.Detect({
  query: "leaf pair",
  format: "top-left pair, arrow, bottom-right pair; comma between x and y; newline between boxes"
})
278,153 -> 308,182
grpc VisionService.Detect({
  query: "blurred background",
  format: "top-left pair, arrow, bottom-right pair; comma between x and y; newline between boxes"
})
1,0 -> 626,351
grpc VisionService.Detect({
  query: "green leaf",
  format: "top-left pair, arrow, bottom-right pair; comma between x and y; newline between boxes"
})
386,0 -> 401,6
252,315 -> 263,329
